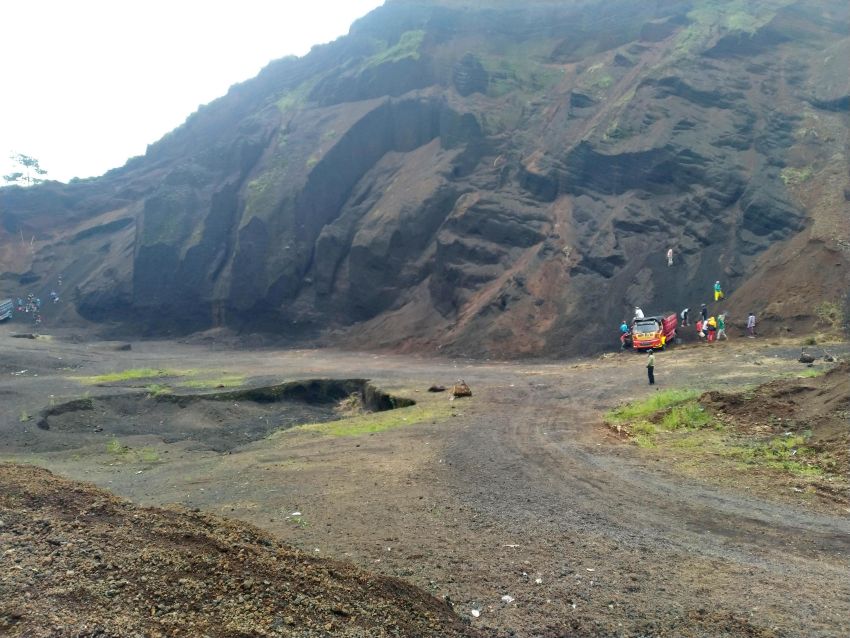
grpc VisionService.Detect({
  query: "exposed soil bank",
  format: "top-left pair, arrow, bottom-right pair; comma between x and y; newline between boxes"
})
35,379 -> 415,452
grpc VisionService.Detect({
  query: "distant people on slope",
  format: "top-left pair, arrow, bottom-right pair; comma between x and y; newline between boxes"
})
706,315 -> 717,342
619,320 -> 630,349
634,306 -> 644,320
667,248 -> 673,267
714,280 -> 724,302
717,313 -> 728,340
680,307 -> 689,327
747,312 -> 757,337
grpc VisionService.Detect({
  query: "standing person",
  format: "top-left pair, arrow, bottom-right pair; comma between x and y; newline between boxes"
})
619,320 -> 630,350
680,307 -> 689,327
634,306 -> 645,320
706,315 -> 717,342
700,304 -> 708,323
747,312 -> 756,337
646,351 -> 656,385
714,280 -> 723,302
667,248 -> 673,266
717,313 -> 728,340
696,318 -> 704,340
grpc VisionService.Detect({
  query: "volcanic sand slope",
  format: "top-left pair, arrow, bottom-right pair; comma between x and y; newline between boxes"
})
0,464 -> 483,638
1,0 -> 848,355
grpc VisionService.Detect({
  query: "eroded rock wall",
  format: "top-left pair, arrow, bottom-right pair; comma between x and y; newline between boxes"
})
1,0 -> 847,354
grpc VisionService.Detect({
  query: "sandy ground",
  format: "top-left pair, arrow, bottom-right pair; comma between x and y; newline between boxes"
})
1,322 -> 848,637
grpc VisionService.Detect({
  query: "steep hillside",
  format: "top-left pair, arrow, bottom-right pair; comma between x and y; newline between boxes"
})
1,0 -> 848,355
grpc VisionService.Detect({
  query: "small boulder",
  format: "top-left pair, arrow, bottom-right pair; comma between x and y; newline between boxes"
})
798,352 -> 816,364
427,385 -> 446,393
451,380 -> 472,398
114,343 -> 132,352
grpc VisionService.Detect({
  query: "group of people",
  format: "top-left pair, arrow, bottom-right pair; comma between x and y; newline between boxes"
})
13,277 -> 63,327
631,277 -> 760,385
694,306 -> 727,342
681,302 -> 757,341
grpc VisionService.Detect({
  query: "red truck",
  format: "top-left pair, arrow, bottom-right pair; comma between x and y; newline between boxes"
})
630,313 -> 678,351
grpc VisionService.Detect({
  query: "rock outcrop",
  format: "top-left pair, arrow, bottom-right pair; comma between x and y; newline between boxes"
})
1,0 -> 848,356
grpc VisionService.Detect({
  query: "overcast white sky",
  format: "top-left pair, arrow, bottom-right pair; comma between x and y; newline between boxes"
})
0,0 -> 385,184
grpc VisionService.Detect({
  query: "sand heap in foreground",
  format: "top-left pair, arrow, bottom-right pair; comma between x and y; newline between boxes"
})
0,464 -> 480,637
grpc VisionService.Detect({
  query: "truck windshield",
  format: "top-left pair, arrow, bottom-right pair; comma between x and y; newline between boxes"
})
634,323 -> 659,334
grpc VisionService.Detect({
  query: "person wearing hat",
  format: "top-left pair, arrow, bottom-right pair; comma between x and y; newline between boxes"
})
714,280 -> 724,301
700,303 -> 708,323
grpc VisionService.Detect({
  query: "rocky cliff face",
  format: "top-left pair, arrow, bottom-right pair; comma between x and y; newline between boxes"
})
1,0 -> 848,355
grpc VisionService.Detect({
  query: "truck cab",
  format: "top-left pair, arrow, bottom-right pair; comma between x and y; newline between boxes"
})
631,313 -> 677,351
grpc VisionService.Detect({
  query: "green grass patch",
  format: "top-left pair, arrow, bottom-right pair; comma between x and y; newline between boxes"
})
243,161 -> 292,222
726,435 -> 824,476
145,383 -> 172,397
365,30 -> 425,68
814,301 -> 843,330
106,438 -> 129,455
283,402 -> 450,438
19,410 -> 31,423
136,447 -> 160,463
669,429 -> 724,450
180,375 -> 246,390
673,0 -> 791,57
796,368 -> 826,379
780,166 -> 813,186
481,41 -> 563,100
71,368 -> 194,384
106,438 -> 160,464
659,401 -> 713,431
631,421 -> 658,448
606,389 -> 701,424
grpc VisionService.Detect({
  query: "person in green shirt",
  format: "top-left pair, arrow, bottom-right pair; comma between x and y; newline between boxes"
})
717,313 -> 728,340
646,351 -> 656,385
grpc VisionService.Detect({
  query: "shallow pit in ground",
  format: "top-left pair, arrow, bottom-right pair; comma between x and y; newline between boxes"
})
36,379 -> 414,452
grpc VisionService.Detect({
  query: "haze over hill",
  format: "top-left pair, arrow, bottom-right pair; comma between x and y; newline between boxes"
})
1,0 -> 848,356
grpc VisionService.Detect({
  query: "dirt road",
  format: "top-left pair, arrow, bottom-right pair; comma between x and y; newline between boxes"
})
1,324 -> 848,636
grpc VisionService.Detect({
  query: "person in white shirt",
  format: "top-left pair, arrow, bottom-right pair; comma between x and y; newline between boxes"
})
747,312 -> 756,337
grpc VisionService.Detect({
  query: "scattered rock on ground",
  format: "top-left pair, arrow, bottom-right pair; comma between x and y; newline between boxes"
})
0,464 -> 483,638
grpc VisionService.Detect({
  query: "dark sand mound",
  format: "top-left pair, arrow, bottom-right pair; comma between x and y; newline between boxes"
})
702,361 -> 850,480
0,464 -> 481,637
